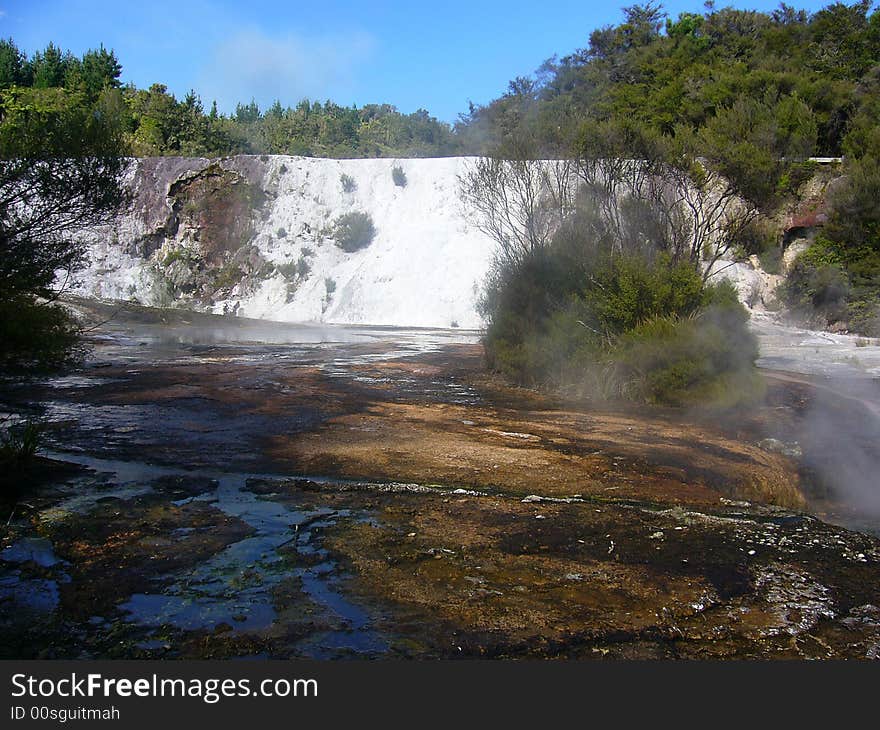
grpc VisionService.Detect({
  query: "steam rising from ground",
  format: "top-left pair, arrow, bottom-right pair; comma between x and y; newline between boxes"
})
750,314 -> 880,524
801,375 -> 880,520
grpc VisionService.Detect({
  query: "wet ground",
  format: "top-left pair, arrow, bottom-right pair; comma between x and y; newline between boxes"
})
1,301 -> 879,659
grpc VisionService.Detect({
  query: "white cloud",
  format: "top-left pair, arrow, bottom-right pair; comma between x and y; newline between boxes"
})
197,27 -> 375,113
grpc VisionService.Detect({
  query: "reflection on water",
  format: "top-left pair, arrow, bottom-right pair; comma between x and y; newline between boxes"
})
11,450 -> 389,657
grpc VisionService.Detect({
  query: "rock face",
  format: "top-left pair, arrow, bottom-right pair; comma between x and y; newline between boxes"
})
72,156 -> 497,329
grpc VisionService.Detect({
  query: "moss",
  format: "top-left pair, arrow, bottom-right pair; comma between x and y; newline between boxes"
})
212,263 -> 244,291
161,247 -> 193,267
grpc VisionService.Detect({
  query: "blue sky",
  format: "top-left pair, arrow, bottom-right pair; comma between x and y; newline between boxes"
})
2,0 -> 839,122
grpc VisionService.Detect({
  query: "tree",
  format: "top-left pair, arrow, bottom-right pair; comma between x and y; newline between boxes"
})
78,45 -> 122,98
30,43 -> 67,88
0,85 -> 128,369
0,39 -> 30,88
459,131 -> 577,268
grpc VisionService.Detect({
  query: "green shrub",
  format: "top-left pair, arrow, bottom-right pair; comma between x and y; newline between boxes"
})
0,296 -> 83,372
780,158 -> 880,335
0,417 -> 47,502
332,211 -> 376,252
776,160 -> 819,198
323,277 -> 337,314
161,247 -> 196,268
340,173 -> 356,193
276,261 -> 298,279
758,246 -> 783,275
612,303 -> 763,407
483,241 -> 759,407
737,219 -> 777,259
779,238 -> 850,325
583,253 -> 711,335
1,419 -> 45,470
212,263 -> 244,291
392,166 -> 407,187
845,298 -> 880,337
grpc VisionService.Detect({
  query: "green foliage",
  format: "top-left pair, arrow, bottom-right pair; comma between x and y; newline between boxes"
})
781,157 -> 880,334
121,92 -> 459,158
340,173 -> 356,193
759,246 -> 783,275
161,247 -> 194,268
323,277 -> 337,314
0,39 -> 31,87
460,2 -> 880,194
776,160 -> 819,198
456,2 -> 880,343
737,218 -> 777,258
481,196 -> 760,408
0,86 -> 128,298
0,415 -> 48,502
275,255 -> 311,281
332,211 -> 376,253
392,165 -> 407,187
612,303 -> 763,406
212,263 -> 244,292
696,93 -> 817,207
0,38 -> 460,159
275,261 -> 298,280
0,297 -> 84,372
0,419 -> 45,470
780,237 -> 850,325
582,254 -> 711,336
0,68 -> 126,372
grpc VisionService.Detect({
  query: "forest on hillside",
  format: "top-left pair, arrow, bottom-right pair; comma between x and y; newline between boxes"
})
3,2 -> 879,166
0,40 -> 459,158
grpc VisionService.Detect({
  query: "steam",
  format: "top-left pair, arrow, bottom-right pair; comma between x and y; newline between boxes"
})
799,374 -> 880,520
199,27 -> 375,113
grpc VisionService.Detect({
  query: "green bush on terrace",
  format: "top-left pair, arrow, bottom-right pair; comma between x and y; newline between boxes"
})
332,211 -> 376,253
482,216 -> 762,409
